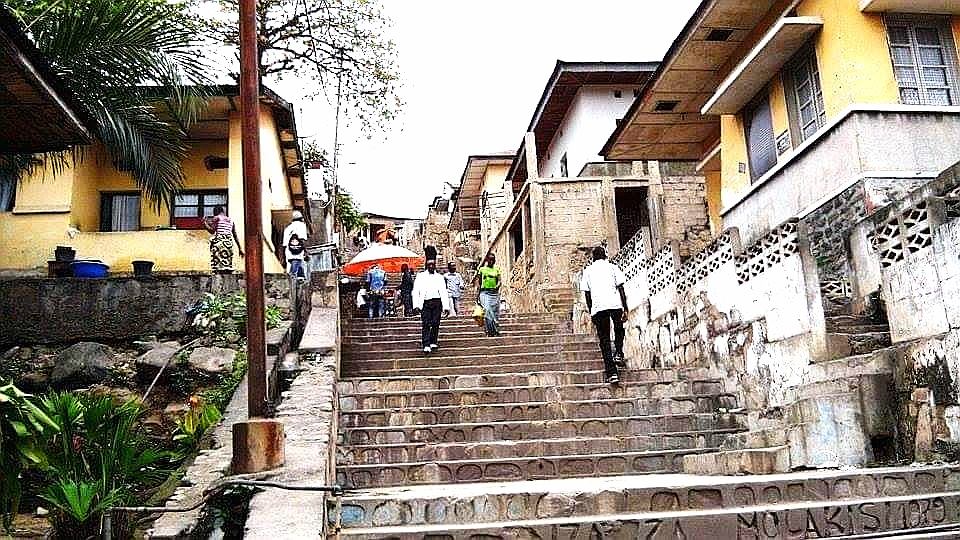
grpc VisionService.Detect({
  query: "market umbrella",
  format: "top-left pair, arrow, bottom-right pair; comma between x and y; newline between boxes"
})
342,243 -> 424,276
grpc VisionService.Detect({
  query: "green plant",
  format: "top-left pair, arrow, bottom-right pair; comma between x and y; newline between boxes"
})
40,480 -> 120,540
266,305 -> 283,329
336,189 -> 367,233
172,399 -> 222,454
0,383 -> 58,533
201,350 -> 248,411
6,0 -> 211,208
39,392 -> 169,539
192,292 -> 283,342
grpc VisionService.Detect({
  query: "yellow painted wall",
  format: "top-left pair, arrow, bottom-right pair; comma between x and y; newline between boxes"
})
719,0 -> 929,214
0,104 -> 288,274
705,171 -> 722,233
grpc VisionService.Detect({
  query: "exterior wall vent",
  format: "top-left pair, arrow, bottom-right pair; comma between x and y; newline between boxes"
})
706,28 -> 734,42
654,100 -> 680,112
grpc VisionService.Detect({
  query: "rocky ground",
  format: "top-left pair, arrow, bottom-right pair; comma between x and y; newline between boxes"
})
1,334 -> 244,538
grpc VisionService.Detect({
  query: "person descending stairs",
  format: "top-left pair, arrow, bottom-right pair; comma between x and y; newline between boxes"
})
327,311 -> 960,538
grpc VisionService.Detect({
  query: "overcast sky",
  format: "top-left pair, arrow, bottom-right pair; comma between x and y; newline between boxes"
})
278,1 -> 700,219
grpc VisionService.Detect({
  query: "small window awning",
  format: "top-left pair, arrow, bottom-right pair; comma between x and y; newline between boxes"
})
701,17 -> 824,116
860,0 -> 960,13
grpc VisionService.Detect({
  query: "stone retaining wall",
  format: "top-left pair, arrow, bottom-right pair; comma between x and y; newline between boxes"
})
0,273 -> 293,346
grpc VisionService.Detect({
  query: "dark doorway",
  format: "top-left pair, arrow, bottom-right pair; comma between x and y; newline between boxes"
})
614,187 -> 649,247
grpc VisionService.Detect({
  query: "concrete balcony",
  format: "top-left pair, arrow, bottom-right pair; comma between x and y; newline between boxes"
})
722,105 -> 960,244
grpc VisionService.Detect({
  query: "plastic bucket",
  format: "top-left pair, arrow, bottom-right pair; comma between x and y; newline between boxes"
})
70,261 -> 109,278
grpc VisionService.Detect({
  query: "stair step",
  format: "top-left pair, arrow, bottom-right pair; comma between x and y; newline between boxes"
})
682,445 -> 791,475
338,379 -> 727,409
826,331 -> 892,359
336,447 -> 717,488
329,465 -> 959,530
338,430 -> 741,464
339,394 -> 739,427
337,368 -> 715,393
340,412 -> 745,445
342,333 -> 592,348
333,493 -> 960,539
342,341 -> 598,361
347,313 -> 553,325
342,358 -> 610,377
344,323 -> 564,338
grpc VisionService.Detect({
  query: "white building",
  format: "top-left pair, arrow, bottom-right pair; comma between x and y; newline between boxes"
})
510,61 -> 658,182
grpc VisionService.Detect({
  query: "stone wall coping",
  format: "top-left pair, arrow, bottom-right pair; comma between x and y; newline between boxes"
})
299,307 -> 338,353
722,104 -> 960,217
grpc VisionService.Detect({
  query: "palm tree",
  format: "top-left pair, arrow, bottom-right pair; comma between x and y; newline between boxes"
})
4,0 -> 211,208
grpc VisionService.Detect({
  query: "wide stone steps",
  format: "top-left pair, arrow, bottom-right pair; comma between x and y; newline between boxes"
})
339,379 -> 728,409
336,447 -> 718,488
340,412 -> 745,445
342,333 -> 588,349
339,393 -> 738,427
339,430 -> 741,465
342,357 -> 607,377
337,367 -> 716,394
342,339 -> 597,361
329,465 -> 960,533
344,322 -> 564,339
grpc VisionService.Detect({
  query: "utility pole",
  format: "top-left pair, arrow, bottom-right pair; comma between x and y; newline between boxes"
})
233,0 -> 284,473
239,0 -> 266,419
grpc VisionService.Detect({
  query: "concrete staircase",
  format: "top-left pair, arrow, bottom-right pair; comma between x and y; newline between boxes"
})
326,312 -> 960,538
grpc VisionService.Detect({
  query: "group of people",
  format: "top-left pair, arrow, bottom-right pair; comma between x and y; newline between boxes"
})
206,206 -> 627,385
389,253 -> 502,354
203,208 -> 309,279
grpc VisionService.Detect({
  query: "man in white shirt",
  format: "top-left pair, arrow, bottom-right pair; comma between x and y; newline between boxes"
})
579,246 -> 629,384
281,210 -> 309,278
413,259 -> 452,354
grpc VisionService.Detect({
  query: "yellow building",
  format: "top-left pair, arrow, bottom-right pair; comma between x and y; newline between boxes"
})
0,85 -> 309,275
604,0 -> 960,297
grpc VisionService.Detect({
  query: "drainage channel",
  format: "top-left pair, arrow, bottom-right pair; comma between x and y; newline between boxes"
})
104,479 -> 343,540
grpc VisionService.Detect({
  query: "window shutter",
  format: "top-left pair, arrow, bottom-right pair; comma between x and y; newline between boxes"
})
886,14 -> 960,106
745,97 -> 777,182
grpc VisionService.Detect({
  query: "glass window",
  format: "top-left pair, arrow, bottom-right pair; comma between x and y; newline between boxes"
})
886,15 -> 960,106
172,190 -> 228,229
100,194 -> 140,232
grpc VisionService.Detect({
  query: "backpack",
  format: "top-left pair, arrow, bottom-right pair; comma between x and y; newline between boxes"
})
288,234 -> 305,255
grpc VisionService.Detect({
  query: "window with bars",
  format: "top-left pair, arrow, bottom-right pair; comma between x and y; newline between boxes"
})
172,190 -> 228,229
886,15 -> 960,106
100,193 -> 141,232
785,44 -> 826,143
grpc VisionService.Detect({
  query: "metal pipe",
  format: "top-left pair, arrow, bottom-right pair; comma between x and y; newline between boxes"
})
239,0 -> 268,418
102,480 -> 344,539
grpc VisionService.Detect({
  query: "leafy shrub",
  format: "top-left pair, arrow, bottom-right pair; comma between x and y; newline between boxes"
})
0,383 -> 57,532
192,292 -> 283,342
39,392 -> 169,539
172,398 -> 222,454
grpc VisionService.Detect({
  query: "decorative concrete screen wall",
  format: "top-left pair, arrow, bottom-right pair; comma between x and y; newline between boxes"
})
606,219 -> 827,409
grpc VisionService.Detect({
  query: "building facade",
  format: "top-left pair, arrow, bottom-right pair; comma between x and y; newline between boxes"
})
599,0 -> 960,473
0,86 -> 309,275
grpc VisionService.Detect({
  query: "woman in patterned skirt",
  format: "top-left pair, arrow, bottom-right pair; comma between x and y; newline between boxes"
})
203,206 -> 243,273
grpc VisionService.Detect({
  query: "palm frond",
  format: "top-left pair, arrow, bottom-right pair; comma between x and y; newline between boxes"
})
5,0 -> 215,205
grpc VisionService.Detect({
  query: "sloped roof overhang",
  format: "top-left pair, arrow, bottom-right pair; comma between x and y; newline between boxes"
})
602,0 -> 790,162
0,7 -> 93,153
450,153 -> 515,231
